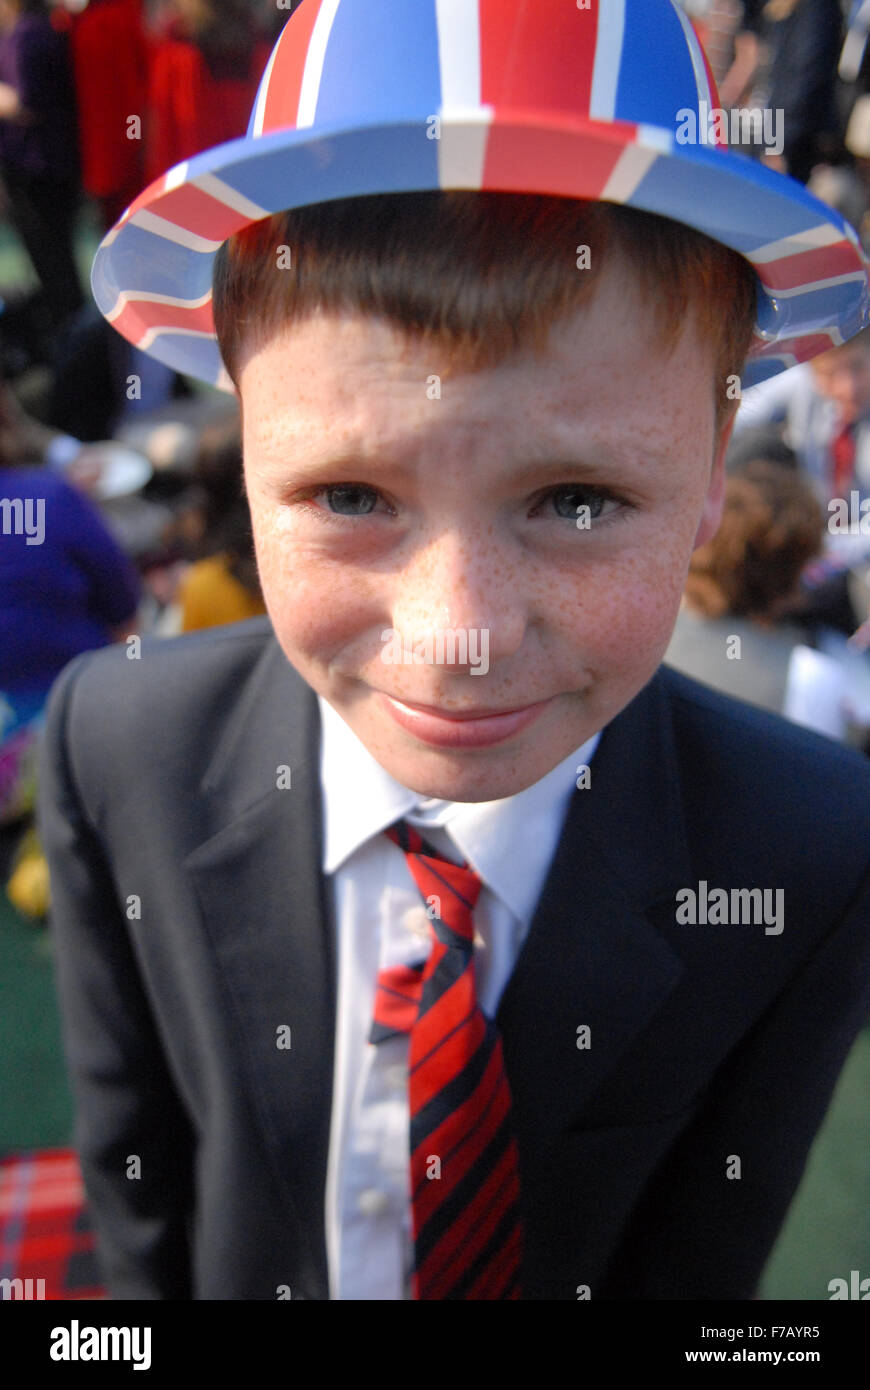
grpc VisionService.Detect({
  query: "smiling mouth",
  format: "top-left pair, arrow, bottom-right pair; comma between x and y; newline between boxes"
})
380,694 -> 545,720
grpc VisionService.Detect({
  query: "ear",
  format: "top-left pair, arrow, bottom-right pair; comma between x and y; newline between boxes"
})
693,407 -> 736,548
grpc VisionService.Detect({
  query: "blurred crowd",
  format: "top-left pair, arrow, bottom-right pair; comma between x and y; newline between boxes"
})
2,0 -> 870,919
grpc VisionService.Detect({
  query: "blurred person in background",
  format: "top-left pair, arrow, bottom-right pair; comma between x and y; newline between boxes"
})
665,460 -> 825,714
721,0 -> 844,179
145,0 -> 269,182
0,377 -> 140,911
0,0 -> 83,333
173,417 -> 265,631
68,0 -> 149,232
733,326 -> 870,507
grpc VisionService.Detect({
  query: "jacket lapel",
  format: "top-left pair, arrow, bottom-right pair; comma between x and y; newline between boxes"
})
497,669 -> 691,1150
183,636 -> 334,1295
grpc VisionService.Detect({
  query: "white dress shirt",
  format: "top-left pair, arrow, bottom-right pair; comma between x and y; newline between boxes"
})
317,694 -> 601,1299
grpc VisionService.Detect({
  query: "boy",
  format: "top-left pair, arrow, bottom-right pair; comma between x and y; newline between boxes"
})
39,0 -> 870,1300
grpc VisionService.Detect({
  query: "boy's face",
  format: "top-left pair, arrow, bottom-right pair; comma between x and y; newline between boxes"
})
239,251 -> 734,802
809,338 -> 870,426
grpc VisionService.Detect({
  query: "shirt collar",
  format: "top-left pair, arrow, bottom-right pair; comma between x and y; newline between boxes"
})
318,694 -> 601,928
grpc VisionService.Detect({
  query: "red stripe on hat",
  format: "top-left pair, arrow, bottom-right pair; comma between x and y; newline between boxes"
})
148,184 -> 251,242
754,331 -> 839,364
117,297 -> 215,345
755,240 -> 859,293
483,112 -> 632,198
261,0 -> 325,136
121,171 -> 173,224
479,0 -> 597,118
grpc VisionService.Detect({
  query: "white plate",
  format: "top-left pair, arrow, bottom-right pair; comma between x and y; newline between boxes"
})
70,441 -> 153,499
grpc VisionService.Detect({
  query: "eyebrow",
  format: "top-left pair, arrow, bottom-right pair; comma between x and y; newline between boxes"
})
254,438 -> 638,484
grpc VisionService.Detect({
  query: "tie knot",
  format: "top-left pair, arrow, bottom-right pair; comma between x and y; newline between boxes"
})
385,819 -> 481,945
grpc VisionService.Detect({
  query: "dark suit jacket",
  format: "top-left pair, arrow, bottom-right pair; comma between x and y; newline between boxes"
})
37,616 -> 870,1300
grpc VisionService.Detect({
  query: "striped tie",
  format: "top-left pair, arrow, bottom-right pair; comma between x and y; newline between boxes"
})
369,818 -> 524,1300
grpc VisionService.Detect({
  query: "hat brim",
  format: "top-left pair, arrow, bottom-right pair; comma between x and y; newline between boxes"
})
92,106 -> 870,391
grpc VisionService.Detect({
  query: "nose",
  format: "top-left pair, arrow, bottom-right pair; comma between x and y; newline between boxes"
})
388,528 -> 526,673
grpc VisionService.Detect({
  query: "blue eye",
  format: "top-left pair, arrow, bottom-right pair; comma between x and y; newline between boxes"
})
324,484 -> 379,515
546,486 -> 610,520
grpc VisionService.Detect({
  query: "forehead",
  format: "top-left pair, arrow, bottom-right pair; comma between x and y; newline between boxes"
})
238,254 -> 716,466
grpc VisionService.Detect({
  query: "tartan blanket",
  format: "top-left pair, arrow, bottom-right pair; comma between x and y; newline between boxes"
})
0,1148 -> 105,1299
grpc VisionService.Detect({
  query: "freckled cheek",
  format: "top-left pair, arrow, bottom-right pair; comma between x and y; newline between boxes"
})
252,517 -> 382,659
548,549 -> 687,672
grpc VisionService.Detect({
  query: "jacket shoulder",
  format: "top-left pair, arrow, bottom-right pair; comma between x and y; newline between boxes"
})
40,617 -> 295,812
658,663 -> 870,866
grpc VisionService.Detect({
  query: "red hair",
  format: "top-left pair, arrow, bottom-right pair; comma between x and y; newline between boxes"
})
213,190 -> 758,434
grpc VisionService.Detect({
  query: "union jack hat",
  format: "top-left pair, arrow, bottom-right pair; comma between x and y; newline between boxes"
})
92,0 -> 870,392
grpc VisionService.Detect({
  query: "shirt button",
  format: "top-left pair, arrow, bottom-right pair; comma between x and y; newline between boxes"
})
402,906 -> 431,939
385,1063 -> 406,1092
357,1188 -> 390,1217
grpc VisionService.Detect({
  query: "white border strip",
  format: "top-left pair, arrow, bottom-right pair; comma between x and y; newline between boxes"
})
435,0 -> 481,108
589,0 -> 626,122
751,222 -> 846,264
599,142 -> 659,201
297,0 -> 343,129
105,288 -> 213,323
670,0 -> 713,109
192,172 -> 270,220
130,209 -> 223,252
251,40 -> 280,138
437,106 -> 493,189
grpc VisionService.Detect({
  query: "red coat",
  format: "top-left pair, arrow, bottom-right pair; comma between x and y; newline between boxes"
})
69,0 -> 149,200
145,21 -> 270,184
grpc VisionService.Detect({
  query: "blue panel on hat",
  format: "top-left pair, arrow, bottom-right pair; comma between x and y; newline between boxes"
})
214,123 -> 442,215
614,0 -> 699,131
92,225 -> 216,311
626,144 -> 827,252
313,0 -> 442,126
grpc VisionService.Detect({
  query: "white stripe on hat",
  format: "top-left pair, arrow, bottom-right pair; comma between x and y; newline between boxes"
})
752,270 -> 868,299
670,0 -> 713,110
191,173 -> 270,220
251,39 -> 279,138
104,288 -> 213,323
297,0 -> 343,130
164,160 -> 190,192
589,0 -> 626,122
435,0 -> 481,108
138,326 -> 218,351
599,142 -> 659,201
751,222 -> 848,263
437,107 -> 493,189
131,209 -> 224,252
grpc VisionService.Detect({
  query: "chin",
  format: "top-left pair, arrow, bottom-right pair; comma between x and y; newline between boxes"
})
370,741 -> 565,803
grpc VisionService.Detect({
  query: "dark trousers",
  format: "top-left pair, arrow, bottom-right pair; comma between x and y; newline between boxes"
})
2,170 -> 85,329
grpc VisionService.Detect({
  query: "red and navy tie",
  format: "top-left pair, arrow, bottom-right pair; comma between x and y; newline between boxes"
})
370,818 -> 523,1300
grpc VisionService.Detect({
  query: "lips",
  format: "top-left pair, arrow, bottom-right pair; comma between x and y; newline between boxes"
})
378,691 -> 551,748
388,697 -> 538,720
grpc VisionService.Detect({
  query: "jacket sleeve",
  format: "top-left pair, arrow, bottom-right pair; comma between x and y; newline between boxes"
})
37,652 -> 195,1299
599,861 -> 870,1300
